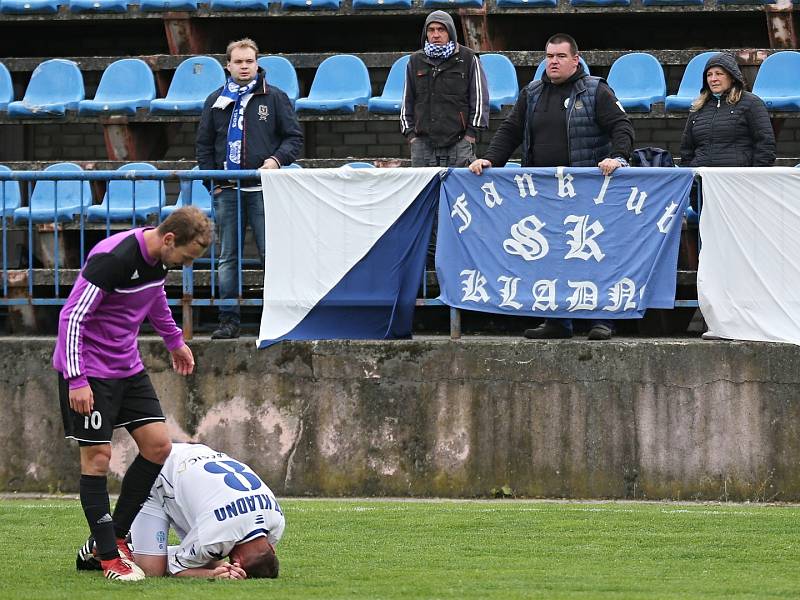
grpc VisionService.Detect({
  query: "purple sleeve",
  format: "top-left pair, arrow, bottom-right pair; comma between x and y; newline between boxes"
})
147,288 -> 184,351
56,280 -> 107,390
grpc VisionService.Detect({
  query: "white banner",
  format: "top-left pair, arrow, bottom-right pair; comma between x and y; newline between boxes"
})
697,167 -> 800,344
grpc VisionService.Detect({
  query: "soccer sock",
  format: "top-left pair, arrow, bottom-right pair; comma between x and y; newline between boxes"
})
79,474 -> 118,561
112,454 -> 163,539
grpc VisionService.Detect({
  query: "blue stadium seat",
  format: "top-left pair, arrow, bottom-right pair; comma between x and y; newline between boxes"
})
481,54 -> 519,112
295,55 -> 370,113
161,168 -> 212,218
367,55 -> 410,114
0,166 -> 21,217
496,0 -> 555,5
0,62 -> 13,111
7,59 -> 84,118
149,56 -> 225,115
504,162 -> 522,168
86,163 -> 165,222
281,163 -> 303,168
69,0 -> 128,12
422,0 -> 482,6
607,52 -> 666,112
210,0 -> 268,9
665,52 -> 717,111
353,0 -> 411,8
139,0 -> 197,9
78,59 -> 155,116
753,51 -> 800,111
570,0 -> 628,5
13,163 -> 92,223
257,56 -> 300,106
280,0 -> 340,8
0,0 -> 60,13
533,56 -> 590,81
342,162 -> 375,168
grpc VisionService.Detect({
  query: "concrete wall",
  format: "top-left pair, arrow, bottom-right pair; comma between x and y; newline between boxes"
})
2,337 -> 799,501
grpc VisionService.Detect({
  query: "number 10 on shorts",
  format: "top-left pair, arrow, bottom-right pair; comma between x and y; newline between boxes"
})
84,411 -> 102,430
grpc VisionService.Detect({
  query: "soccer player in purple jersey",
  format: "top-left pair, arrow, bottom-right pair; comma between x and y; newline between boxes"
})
52,206 -> 212,582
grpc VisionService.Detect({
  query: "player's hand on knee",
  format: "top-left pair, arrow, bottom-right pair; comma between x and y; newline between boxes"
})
69,385 -> 94,416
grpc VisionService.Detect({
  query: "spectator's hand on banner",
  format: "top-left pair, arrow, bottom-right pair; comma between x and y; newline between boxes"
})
261,157 -> 280,170
598,158 -> 623,176
469,159 -> 492,175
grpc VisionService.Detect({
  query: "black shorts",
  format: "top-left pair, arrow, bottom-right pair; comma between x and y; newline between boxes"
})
58,371 -> 165,446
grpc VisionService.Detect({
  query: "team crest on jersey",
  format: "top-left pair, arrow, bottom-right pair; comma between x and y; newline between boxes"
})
258,105 -> 269,121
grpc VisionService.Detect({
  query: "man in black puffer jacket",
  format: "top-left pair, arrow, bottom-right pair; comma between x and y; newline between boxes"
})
469,33 -> 634,342
679,52 -> 775,167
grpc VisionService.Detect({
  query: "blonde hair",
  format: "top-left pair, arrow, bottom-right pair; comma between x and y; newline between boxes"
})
226,38 -> 259,62
690,84 -> 743,112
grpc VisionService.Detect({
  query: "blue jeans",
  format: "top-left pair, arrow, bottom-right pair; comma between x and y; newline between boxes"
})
214,188 -> 266,322
545,318 -> 614,334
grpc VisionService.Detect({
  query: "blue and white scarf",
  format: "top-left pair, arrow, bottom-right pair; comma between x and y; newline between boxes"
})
424,41 -> 456,61
219,77 -> 258,170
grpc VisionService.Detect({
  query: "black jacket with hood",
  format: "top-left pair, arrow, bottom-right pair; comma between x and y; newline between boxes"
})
400,10 -> 490,147
679,52 -> 775,167
196,67 -> 304,173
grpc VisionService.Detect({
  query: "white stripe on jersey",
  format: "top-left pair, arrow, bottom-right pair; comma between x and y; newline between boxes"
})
400,73 -> 411,132
472,56 -> 484,128
113,278 -> 165,294
66,283 -> 101,378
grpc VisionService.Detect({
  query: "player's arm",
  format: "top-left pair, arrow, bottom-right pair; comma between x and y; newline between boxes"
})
57,254 -> 125,414
170,540 -> 245,578
146,290 -> 194,375
174,563 -> 247,579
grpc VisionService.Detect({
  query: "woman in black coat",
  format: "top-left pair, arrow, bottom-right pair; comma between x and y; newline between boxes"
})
679,52 -> 776,167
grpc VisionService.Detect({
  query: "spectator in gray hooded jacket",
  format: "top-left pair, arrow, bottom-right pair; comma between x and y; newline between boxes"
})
400,10 -> 489,168
680,52 -> 775,168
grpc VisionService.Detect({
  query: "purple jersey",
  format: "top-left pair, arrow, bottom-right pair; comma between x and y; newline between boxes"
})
52,228 -> 183,389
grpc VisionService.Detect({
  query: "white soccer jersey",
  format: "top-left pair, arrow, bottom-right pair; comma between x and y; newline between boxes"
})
135,443 -> 285,574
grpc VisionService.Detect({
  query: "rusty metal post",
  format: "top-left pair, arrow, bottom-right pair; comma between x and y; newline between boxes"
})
163,13 -> 208,55
449,306 -> 461,340
458,7 -> 493,52
766,0 -> 797,49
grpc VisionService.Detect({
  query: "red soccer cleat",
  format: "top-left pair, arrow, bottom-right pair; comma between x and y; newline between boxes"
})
101,556 -> 145,581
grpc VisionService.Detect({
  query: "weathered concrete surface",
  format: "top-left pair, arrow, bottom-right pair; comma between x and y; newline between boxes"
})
2,337 -> 799,501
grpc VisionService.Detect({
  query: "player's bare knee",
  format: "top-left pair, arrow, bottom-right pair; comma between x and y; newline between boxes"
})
80,445 -> 112,475
142,438 -> 172,464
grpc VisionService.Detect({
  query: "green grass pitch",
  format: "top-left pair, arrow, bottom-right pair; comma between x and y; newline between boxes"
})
1,498 -> 798,599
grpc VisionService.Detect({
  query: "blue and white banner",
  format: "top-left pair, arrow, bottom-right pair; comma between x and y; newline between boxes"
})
437,167 -> 694,319
257,168 -> 442,348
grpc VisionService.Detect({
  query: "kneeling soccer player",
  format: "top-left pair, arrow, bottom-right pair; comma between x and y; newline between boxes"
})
78,442 -> 284,579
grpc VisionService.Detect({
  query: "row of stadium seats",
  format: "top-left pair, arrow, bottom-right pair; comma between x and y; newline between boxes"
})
0,162 -> 392,224
0,0 -> 776,12
2,50 -> 799,118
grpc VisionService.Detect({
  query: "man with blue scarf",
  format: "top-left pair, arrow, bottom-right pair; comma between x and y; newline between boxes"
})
400,11 -> 489,168
197,38 -> 303,340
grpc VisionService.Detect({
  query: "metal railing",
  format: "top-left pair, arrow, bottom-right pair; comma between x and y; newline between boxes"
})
0,168 -> 699,339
